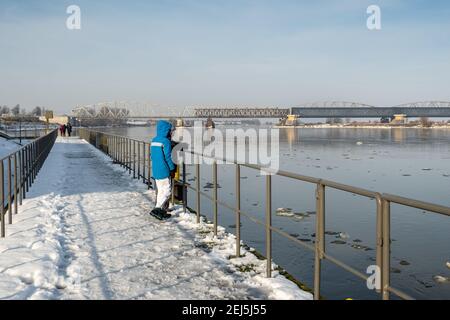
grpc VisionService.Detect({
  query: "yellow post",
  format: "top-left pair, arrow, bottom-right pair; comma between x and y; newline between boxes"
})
175,165 -> 180,181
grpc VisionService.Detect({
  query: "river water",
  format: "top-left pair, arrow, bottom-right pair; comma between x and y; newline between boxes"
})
97,125 -> 450,300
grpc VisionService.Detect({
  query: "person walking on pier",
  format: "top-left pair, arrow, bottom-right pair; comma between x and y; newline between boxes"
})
59,124 -> 65,136
150,120 -> 176,220
66,123 -> 72,137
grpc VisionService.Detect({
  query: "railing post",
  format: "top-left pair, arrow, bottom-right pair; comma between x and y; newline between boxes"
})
266,174 -> 272,278
112,136 -> 116,162
182,161 -> 187,213
14,152 -> 19,214
7,156 -> 12,224
26,146 -> 30,191
137,141 -> 141,180
236,164 -> 241,257
123,137 -> 127,168
30,144 -> 33,183
142,142 -> 145,183
33,143 -> 36,181
314,182 -> 325,300
213,160 -> 218,236
147,144 -> 152,189
382,199 -> 391,300
21,149 -> 26,200
1,161 -> 5,237
128,139 -> 132,174
18,151 -> 22,206
30,144 -> 34,184
196,161 -> 200,224
133,140 -> 136,178
142,143 -> 146,183
375,194 -> 383,294
118,137 -> 121,166
121,137 -> 124,166
171,177 -> 175,206
117,136 -> 119,164
31,143 -> 34,183
14,153 -> 18,214
106,136 -> 109,156
121,137 -> 124,167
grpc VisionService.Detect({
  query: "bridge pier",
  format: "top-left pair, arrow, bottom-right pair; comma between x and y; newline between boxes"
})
277,114 -> 299,126
391,114 -> 408,125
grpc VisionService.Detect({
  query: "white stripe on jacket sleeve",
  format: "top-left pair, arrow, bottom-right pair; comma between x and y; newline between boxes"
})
151,142 -> 164,147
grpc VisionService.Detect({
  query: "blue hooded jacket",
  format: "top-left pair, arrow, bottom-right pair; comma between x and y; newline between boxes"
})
151,120 -> 176,180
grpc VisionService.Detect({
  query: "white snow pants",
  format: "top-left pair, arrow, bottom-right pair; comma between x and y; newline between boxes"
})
155,178 -> 172,209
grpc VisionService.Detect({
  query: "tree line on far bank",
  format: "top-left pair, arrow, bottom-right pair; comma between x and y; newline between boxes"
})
0,105 -> 46,117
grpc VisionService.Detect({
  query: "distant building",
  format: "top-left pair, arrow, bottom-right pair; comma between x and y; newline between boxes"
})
39,115 -> 70,125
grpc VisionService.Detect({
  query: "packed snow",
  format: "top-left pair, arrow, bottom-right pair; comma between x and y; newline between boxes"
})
0,137 -> 312,300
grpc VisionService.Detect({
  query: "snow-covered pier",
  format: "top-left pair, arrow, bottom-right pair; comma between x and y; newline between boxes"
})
0,137 -> 311,300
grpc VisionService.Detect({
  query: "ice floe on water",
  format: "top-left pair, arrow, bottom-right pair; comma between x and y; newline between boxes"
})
338,232 -> 350,240
399,260 -> 410,266
433,275 -> 449,284
275,208 -> 312,220
203,182 -> 222,189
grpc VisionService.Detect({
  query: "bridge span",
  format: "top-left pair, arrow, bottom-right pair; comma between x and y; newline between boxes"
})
291,107 -> 450,118
71,101 -> 450,119
291,101 -> 450,118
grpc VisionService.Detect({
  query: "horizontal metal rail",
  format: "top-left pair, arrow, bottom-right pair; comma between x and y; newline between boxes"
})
382,193 -> 450,217
1,129 -> 58,238
80,128 -> 450,300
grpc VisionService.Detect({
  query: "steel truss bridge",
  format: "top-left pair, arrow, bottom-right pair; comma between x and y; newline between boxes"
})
71,101 -> 450,119
193,107 -> 289,118
291,101 -> 450,118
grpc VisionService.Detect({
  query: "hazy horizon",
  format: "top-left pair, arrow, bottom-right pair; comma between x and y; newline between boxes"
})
1,0 -> 449,114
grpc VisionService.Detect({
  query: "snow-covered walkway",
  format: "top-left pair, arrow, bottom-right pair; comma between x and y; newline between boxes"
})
0,137 -> 311,300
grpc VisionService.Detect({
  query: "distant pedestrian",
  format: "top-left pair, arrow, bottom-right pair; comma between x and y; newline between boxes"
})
67,123 -> 72,137
63,124 -> 67,137
149,120 -> 176,220
59,124 -> 65,136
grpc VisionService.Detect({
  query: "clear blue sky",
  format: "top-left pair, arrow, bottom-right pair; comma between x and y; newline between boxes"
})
0,0 -> 449,113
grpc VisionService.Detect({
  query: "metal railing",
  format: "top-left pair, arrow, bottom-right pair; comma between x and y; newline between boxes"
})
1,130 -> 58,237
79,128 -> 450,300
0,123 -> 54,140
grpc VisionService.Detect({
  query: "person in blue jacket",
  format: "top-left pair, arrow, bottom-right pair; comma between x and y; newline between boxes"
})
151,120 -> 176,214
